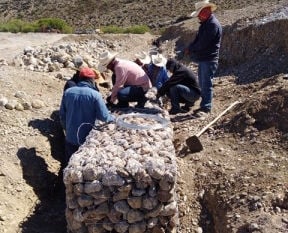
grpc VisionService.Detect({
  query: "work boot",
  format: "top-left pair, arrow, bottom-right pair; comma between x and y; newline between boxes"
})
135,97 -> 147,109
181,101 -> 195,112
194,108 -> 211,119
115,102 -> 129,108
169,108 -> 188,115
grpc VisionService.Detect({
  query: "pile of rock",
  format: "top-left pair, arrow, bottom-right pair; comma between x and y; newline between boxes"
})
11,39 -> 114,72
0,92 -> 45,111
63,113 -> 178,233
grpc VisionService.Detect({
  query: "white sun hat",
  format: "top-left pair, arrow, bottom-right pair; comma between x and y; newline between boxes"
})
72,55 -> 83,68
151,53 -> 167,67
98,50 -> 118,69
135,51 -> 151,64
190,0 -> 217,18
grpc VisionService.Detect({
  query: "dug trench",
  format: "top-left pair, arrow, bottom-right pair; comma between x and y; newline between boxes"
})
2,12 -> 288,233
173,74 -> 288,233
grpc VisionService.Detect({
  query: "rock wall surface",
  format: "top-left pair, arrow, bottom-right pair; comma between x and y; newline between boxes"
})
63,112 -> 179,233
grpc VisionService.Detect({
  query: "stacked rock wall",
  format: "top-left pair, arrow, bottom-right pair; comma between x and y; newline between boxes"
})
63,113 -> 178,233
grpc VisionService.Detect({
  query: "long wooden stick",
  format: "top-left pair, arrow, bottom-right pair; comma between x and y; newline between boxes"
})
196,101 -> 240,137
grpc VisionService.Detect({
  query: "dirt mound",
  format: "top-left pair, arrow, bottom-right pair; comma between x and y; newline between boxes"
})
223,75 -> 288,137
220,18 -> 288,84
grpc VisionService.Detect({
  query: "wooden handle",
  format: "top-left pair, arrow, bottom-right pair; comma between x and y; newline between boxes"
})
196,101 -> 240,137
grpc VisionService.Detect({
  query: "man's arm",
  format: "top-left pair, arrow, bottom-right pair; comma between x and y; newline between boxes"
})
110,67 -> 127,102
94,93 -> 115,123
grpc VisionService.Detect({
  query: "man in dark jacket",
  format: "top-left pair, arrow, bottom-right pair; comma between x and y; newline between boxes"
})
60,67 -> 115,165
157,58 -> 201,115
187,1 -> 222,118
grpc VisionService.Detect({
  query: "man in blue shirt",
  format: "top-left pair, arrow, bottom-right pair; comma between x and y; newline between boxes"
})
148,53 -> 169,90
60,67 -> 115,165
187,1 -> 222,118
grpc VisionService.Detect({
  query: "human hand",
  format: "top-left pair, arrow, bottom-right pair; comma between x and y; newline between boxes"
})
106,95 -> 115,109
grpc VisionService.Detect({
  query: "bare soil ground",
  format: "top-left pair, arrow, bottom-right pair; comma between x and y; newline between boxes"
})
0,7 -> 288,233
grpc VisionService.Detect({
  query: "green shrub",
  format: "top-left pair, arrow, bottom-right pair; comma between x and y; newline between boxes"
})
0,18 -> 73,33
22,24 -> 37,33
36,18 -> 73,33
0,25 -> 9,32
0,19 -> 26,32
101,25 -> 124,34
124,25 -> 150,34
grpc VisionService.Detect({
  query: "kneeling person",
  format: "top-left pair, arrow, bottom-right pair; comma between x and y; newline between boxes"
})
157,58 -> 201,115
99,51 -> 152,108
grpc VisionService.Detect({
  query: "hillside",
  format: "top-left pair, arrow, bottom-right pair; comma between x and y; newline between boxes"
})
0,1 -> 287,233
0,0 -> 282,31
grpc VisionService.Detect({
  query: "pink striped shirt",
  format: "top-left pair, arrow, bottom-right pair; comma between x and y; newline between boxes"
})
111,59 -> 152,102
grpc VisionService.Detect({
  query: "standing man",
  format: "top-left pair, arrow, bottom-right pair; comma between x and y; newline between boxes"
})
99,51 -> 152,108
60,67 -> 115,165
186,0 -> 222,118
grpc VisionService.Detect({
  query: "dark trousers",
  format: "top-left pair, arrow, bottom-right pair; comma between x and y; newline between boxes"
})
117,85 -> 147,108
64,141 -> 79,167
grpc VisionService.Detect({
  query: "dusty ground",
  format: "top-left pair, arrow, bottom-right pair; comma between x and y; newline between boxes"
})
0,8 -> 288,233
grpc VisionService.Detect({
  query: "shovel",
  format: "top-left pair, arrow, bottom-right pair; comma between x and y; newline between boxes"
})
186,101 -> 240,153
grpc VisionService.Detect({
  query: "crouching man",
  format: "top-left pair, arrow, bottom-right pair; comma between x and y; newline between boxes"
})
157,58 -> 201,115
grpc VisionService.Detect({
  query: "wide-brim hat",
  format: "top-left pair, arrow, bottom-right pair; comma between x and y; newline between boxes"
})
72,55 -> 83,68
135,51 -> 151,64
151,53 -> 167,67
98,50 -> 118,70
190,0 -> 217,18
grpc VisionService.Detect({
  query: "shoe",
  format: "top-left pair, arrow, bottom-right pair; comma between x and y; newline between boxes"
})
135,103 -> 145,109
169,108 -> 188,115
135,97 -> 147,109
115,102 -> 129,108
181,101 -> 195,112
194,109 -> 210,119
194,107 -> 210,114
181,105 -> 190,112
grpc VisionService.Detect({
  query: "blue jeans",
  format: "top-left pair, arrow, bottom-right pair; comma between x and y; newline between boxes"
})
198,61 -> 218,111
117,86 -> 147,107
169,84 -> 200,110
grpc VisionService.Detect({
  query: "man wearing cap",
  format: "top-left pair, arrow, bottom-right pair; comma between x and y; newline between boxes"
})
186,0 -> 222,118
99,50 -> 152,108
60,67 -> 115,165
63,56 -> 86,91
